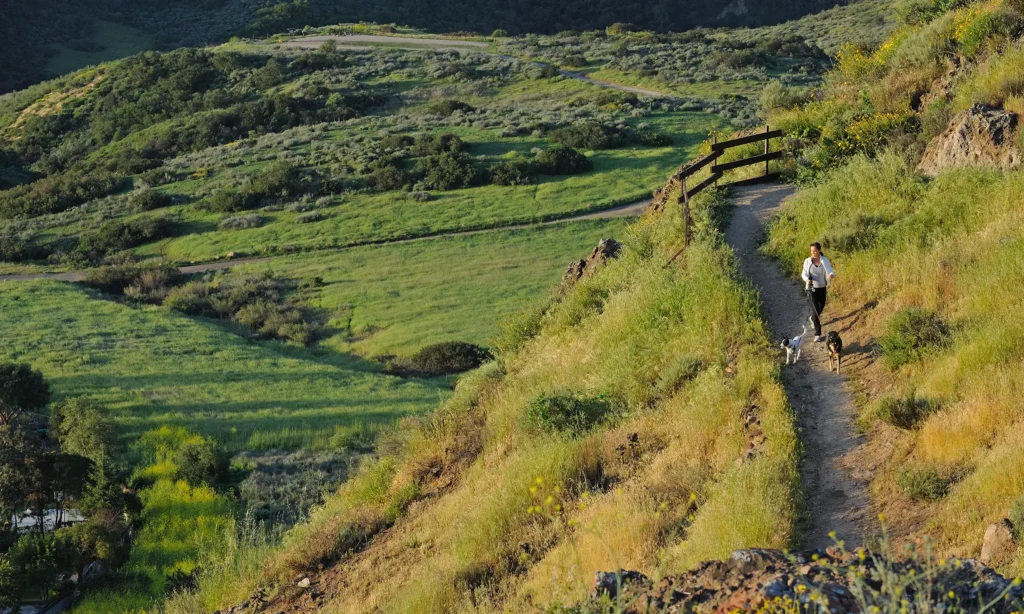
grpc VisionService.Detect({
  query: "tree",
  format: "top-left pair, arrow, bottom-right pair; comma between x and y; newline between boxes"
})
0,426 -> 38,535
174,439 -> 226,487
0,363 -> 50,426
50,398 -> 118,467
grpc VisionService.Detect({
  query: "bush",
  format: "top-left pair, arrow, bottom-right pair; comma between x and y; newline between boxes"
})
878,308 -> 949,369
875,391 -> 937,429
407,191 -> 431,202
410,133 -> 465,156
295,211 -> 325,224
897,465 -> 951,500
535,145 -> 592,175
206,188 -> 258,213
367,164 -> 408,191
129,188 -> 173,211
550,122 -> 627,150
1009,495 -> 1024,540
488,159 -> 534,186
173,439 -> 227,487
407,341 -> 492,375
163,282 -> 213,316
416,153 -> 476,190
527,392 -> 613,436
218,214 -> 263,230
425,100 -> 474,116
76,217 -> 177,261
630,127 -> 674,146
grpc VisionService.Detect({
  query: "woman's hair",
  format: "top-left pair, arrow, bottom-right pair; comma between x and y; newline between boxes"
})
810,241 -> 822,252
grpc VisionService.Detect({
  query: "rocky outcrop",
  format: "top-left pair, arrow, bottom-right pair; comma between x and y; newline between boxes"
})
980,519 -> 1016,566
918,103 -> 1021,176
560,238 -> 622,289
585,548 -> 1024,613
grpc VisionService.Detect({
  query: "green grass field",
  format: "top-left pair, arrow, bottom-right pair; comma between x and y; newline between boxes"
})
45,19 -> 154,78
232,217 -> 632,357
0,280 -> 448,452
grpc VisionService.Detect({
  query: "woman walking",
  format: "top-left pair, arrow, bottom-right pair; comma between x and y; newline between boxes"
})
801,242 -> 835,342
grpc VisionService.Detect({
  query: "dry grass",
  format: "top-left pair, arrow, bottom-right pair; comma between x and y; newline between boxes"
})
764,151 -> 1024,574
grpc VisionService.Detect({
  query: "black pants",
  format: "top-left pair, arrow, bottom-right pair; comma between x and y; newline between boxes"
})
809,287 -> 827,336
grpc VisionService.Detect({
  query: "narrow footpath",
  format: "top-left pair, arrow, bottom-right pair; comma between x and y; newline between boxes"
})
724,184 -> 870,549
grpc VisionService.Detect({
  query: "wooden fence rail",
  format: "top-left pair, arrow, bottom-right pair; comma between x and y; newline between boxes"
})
665,125 -> 782,266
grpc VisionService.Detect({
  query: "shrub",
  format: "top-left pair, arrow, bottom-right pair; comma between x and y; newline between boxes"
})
129,188 -> 173,211
295,211 -> 325,224
163,282 -> 213,316
550,122 -> 627,150
630,127 -> 674,146
1009,495 -> 1024,540
878,308 -> 949,369
206,189 -> 258,213
76,217 -> 177,261
173,439 -> 227,487
416,153 -> 476,190
875,391 -> 937,429
367,164 -> 408,191
410,133 -> 465,156
407,341 -> 492,375
535,146 -> 592,175
407,191 -> 431,202
218,214 -> 263,230
425,100 -> 474,116
488,159 -> 534,186
527,391 -> 614,436
897,465 -> 950,500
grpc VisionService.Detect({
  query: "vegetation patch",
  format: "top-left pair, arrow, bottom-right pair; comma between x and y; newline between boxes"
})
878,308 -> 949,369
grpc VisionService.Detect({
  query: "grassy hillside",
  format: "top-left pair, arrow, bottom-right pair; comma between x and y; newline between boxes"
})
764,0 -> 1024,576
152,184 -> 800,613
0,0 -> 862,93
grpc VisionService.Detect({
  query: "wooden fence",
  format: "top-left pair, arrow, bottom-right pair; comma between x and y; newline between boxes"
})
666,126 -> 782,265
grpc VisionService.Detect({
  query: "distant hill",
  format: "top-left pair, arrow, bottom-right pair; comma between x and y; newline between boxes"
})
0,0 -> 856,93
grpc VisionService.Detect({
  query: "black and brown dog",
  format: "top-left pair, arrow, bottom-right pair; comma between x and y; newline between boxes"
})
826,330 -> 843,374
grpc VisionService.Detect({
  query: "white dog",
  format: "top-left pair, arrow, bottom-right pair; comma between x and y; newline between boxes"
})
781,325 -> 808,365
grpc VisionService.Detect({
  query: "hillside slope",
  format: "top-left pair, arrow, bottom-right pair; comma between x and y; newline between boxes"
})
764,0 -> 1024,577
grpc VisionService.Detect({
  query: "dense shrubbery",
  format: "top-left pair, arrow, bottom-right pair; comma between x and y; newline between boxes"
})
488,158 -> 533,185
205,162 -> 303,212
550,121 -> 628,150
425,100 -> 474,117
82,261 -> 181,301
75,216 -> 177,262
875,391 -> 937,429
0,172 -> 126,219
129,188 -> 173,211
415,152 -> 477,190
407,341 -> 492,375
534,145 -> 593,175
897,465 -> 952,500
218,213 -> 263,230
526,391 -> 614,436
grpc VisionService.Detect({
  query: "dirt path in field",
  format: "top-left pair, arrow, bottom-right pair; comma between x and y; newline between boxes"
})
724,184 -> 870,550
279,35 -> 670,98
0,198 -> 650,283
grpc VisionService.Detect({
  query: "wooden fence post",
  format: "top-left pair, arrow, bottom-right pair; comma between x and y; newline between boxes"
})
764,125 -> 770,176
682,175 -> 691,248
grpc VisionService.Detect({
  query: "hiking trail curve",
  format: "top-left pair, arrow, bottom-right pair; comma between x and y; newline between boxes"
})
724,184 -> 870,550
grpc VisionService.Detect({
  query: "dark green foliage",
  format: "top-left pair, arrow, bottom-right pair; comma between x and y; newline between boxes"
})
0,172 -> 125,219
236,451 -> 347,523
425,100 -> 475,117
173,439 -> 227,487
897,465 -> 951,500
206,189 -> 259,213
630,126 -> 674,146
0,231 -> 49,263
129,188 -> 173,211
0,363 -> 50,425
82,261 -> 180,297
710,48 -> 769,69
416,152 -> 477,190
550,122 -> 627,150
488,159 -> 534,186
527,392 -> 613,436
367,157 -> 409,191
878,308 -> 949,369
535,145 -> 593,175
407,341 -> 492,375
244,0 -> 315,36
875,391 -> 937,429
410,133 -> 466,156
50,398 -> 119,466
75,216 -> 177,261
207,162 -> 304,210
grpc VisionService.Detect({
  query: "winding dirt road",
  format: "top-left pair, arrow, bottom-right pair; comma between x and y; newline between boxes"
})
0,198 -> 650,283
725,184 -> 870,550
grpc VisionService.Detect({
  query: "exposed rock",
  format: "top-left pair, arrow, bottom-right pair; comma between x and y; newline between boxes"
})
560,238 -> 622,290
296,577 -> 311,588
980,519 -> 1016,565
919,103 -> 1021,176
914,56 -> 962,112
584,548 -> 1024,613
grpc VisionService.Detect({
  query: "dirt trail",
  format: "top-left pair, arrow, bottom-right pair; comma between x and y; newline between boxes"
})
724,184 -> 870,550
0,199 -> 649,283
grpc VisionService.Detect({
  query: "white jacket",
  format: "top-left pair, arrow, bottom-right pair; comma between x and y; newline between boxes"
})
801,256 -> 835,289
